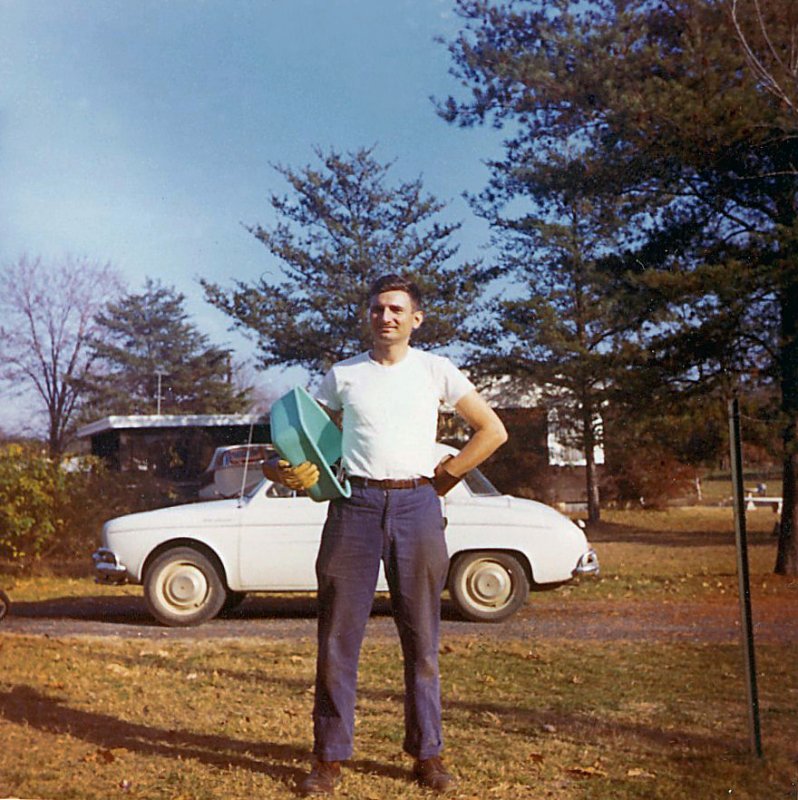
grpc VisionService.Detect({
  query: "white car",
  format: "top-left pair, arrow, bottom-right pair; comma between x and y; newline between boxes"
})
93,448 -> 599,627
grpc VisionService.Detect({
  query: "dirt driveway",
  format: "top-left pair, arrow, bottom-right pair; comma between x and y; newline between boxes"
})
2,591 -> 795,644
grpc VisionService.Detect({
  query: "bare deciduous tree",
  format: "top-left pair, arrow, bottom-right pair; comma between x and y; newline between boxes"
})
0,255 -> 123,458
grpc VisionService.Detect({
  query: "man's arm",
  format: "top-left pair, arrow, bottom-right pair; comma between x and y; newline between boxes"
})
319,403 -> 342,430
433,389 -> 507,494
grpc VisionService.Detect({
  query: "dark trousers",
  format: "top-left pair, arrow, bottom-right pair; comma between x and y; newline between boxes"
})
312,482 -> 449,761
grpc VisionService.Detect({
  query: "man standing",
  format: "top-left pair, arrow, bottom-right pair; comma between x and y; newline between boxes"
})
265,275 -> 507,795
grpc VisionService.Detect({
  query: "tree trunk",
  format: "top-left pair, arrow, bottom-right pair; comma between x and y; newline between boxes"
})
776,444 -> 798,574
47,406 -> 65,461
583,403 -> 601,522
775,277 -> 798,575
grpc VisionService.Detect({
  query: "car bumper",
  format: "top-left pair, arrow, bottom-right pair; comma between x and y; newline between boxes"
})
574,547 -> 600,576
92,548 -> 129,585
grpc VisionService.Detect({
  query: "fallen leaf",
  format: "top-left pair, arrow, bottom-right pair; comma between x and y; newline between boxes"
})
80,747 -> 123,764
528,752 -> 544,763
542,723 -> 557,733
523,651 -> 543,661
567,765 -> 607,778
627,767 -> 656,778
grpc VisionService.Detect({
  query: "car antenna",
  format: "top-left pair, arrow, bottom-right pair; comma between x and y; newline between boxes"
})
238,403 -> 265,506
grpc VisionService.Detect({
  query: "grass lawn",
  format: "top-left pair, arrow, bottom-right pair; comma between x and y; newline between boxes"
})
0,507 -> 796,800
695,477 -> 783,506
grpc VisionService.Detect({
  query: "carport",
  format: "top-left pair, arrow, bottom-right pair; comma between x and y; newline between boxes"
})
76,414 -> 270,483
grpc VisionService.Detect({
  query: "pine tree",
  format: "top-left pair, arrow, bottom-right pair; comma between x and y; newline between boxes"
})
82,279 -> 248,417
440,0 -> 798,573
202,146 -> 492,375
471,182 -> 631,521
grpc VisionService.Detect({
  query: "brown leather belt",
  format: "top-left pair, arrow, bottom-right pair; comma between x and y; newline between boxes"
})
348,475 -> 432,490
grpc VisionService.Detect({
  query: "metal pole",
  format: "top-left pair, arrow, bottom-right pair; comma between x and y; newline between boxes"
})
156,372 -> 163,415
728,397 -> 763,758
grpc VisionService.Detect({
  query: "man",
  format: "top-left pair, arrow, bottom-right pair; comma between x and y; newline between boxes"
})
264,275 -> 507,795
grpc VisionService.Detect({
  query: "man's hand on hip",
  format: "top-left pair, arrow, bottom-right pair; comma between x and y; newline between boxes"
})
432,455 -> 462,496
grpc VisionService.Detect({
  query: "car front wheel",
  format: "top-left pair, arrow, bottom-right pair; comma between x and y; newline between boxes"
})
448,551 -> 529,622
144,547 -> 226,627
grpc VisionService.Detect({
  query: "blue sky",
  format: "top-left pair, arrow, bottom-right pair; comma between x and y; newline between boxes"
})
0,0 -> 504,433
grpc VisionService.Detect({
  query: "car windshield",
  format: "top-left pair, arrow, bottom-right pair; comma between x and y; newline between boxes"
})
462,468 -> 501,497
243,478 -> 267,499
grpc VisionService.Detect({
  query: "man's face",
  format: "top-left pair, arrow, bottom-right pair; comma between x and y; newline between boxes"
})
368,289 -> 423,345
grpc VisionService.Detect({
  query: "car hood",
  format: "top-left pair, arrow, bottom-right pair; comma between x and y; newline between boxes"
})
104,497 -> 243,533
448,493 -> 586,535
458,493 -> 569,516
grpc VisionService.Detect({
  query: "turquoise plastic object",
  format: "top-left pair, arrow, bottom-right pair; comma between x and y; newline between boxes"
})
269,385 -> 351,502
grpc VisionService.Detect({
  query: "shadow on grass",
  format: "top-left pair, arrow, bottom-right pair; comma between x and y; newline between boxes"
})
7,594 -> 471,627
8,594 -> 322,624
450,694 -> 748,756
0,676 -> 747,795
79,650 -> 746,759
8,595 -> 155,624
0,684 -> 408,792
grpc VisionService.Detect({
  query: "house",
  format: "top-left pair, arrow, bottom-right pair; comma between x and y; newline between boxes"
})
446,375 -> 605,504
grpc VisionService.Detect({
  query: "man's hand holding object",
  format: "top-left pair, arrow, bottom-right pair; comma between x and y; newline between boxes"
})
276,459 -> 320,490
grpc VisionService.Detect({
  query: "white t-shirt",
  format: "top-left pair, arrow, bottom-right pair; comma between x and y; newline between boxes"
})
315,348 -> 475,480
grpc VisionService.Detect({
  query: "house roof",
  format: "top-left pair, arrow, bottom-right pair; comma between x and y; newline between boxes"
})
76,414 -> 268,438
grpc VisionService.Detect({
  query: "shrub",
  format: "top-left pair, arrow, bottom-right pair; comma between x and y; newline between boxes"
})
603,445 -> 695,509
53,469 -> 181,565
0,444 -> 181,572
0,444 -> 63,564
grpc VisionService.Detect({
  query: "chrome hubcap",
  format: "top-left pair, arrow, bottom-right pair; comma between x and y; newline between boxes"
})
464,560 -> 512,608
161,563 -> 208,610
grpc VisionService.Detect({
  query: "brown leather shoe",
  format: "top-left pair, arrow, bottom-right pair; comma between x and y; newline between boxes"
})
299,760 -> 342,796
413,756 -> 456,793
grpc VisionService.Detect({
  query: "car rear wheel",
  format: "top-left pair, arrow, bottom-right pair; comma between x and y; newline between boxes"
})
448,551 -> 529,622
144,547 -> 226,627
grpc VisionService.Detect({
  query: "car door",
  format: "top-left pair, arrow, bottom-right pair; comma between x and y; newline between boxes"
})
237,483 -> 328,589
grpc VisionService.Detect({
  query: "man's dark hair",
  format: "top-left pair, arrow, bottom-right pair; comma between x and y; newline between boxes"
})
368,274 -> 423,310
